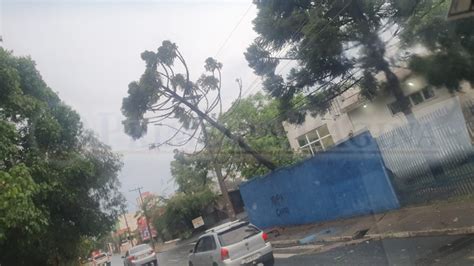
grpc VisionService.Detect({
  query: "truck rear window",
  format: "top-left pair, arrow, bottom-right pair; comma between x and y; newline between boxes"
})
218,224 -> 260,246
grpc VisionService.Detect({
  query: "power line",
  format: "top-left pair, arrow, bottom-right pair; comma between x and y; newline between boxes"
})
262,69 -> 364,128
239,13 -> 311,99
240,0 -> 352,99
214,3 -> 253,58
240,0 -> 442,125
217,1 -> 355,130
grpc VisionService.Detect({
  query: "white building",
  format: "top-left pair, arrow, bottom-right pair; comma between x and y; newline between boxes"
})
283,69 -> 474,156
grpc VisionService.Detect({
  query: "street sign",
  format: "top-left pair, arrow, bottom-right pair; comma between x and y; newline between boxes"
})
192,216 -> 205,229
447,0 -> 474,20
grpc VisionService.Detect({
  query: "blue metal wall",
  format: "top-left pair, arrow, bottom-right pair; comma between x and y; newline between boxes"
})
239,131 -> 400,229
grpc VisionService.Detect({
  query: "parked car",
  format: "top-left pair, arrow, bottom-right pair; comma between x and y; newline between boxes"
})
188,220 -> 274,266
92,252 -> 111,266
122,244 -> 158,266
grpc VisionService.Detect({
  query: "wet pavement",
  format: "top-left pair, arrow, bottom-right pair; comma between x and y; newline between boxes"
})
110,234 -> 474,266
276,235 -> 474,266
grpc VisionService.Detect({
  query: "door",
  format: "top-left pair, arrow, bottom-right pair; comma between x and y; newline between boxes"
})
193,235 -> 217,266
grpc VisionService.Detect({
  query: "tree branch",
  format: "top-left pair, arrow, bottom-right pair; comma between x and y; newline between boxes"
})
161,85 -> 277,170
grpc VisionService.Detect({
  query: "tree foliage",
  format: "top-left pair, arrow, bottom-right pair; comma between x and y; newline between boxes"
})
121,40 -> 276,170
168,93 -> 298,197
208,93 -> 300,178
171,150 -> 212,194
399,0 -> 474,91
150,189 -> 216,241
150,93 -> 299,240
0,49 -> 124,265
245,0 -> 463,123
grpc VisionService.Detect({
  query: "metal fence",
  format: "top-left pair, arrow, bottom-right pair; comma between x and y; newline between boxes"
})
376,97 -> 474,205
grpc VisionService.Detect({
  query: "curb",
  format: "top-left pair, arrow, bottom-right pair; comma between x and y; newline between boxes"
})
271,226 -> 474,248
366,226 -> 474,240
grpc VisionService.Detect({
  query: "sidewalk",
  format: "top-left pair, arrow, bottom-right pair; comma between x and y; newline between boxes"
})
266,198 -> 474,248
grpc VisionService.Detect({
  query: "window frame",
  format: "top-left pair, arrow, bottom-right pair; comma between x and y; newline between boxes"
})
195,235 -> 216,253
297,124 -> 334,156
217,224 -> 261,246
388,86 -> 436,115
194,238 -> 203,253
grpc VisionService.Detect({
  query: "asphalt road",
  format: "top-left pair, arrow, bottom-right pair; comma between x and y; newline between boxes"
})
110,241 -> 194,266
110,234 -> 474,266
278,235 -> 474,265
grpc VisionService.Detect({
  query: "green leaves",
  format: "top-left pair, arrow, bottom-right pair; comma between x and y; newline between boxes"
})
248,0 -> 435,122
399,1 -> 474,92
245,42 -> 279,76
409,53 -> 474,92
151,189 -> 217,240
0,48 -> 124,265
209,93 -> 299,178
0,164 -> 46,243
171,151 -> 211,194
157,40 -> 178,65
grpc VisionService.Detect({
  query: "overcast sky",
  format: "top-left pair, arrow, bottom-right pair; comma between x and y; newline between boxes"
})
1,0 -> 261,211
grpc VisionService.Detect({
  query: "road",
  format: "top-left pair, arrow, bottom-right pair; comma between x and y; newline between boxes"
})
110,235 -> 474,266
110,241 -> 194,266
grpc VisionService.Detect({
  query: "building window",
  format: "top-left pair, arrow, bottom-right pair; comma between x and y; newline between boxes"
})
297,124 -> 334,156
409,87 -> 435,106
387,101 -> 404,115
388,87 -> 435,115
422,87 -> 435,100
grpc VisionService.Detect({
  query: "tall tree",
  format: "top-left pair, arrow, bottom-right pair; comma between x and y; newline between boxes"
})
245,0 -> 435,123
121,40 -> 276,170
0,49 -> 124,265
122,41 -> 282,219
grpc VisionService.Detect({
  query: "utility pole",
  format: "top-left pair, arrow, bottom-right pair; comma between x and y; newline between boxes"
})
130,187 -> 155,249
121,207 -> 133,247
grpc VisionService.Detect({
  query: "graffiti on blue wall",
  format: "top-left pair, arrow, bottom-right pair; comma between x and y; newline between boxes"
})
239,131 -> 400,229
270,194 -> 289,217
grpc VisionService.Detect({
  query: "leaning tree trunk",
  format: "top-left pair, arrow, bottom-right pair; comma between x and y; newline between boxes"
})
214,164 -> 237,221
200,122 -> 237,221
165,87 -> 277,171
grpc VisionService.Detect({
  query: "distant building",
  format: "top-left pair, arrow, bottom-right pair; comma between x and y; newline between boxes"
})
116,212 -> 138,235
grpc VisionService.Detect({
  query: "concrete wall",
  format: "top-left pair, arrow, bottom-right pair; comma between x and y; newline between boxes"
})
239,131 -> 400,229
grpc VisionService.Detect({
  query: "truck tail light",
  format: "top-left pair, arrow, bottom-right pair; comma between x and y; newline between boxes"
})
220,247 -> 229,260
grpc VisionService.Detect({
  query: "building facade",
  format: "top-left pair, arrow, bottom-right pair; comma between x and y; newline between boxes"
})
283,69 -> 474,156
